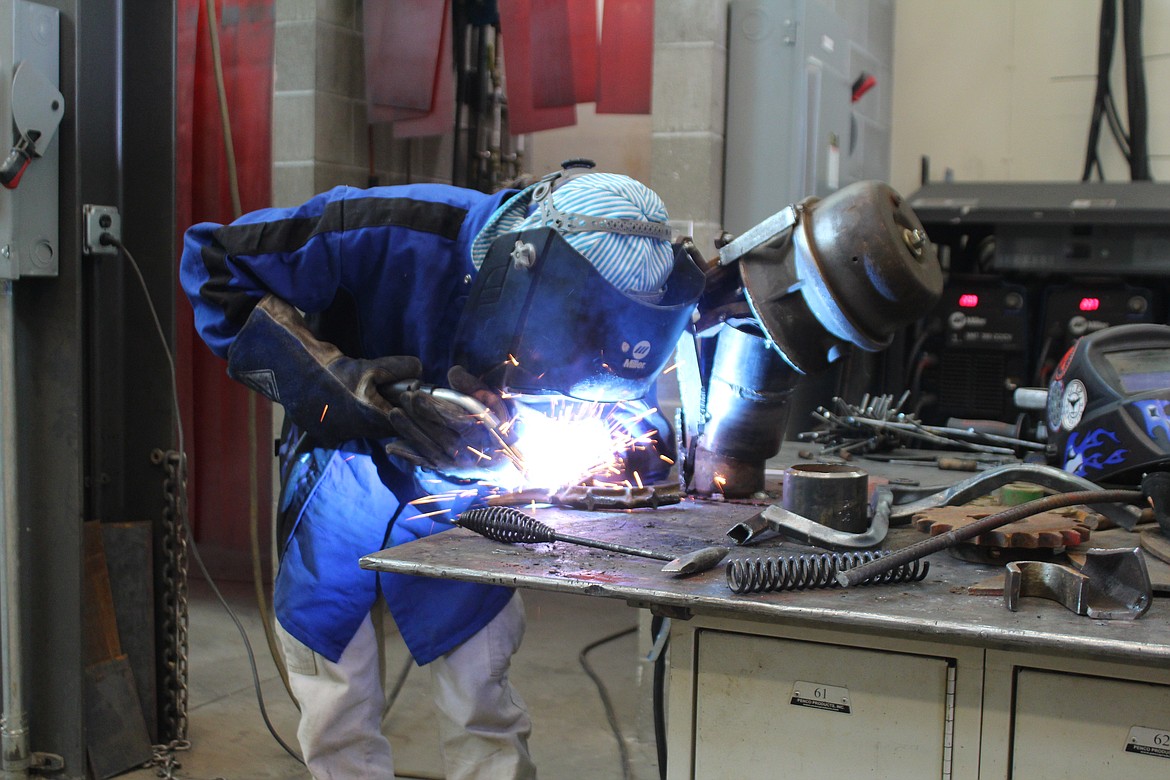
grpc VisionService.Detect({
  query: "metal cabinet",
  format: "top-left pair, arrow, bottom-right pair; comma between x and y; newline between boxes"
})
669,619 -> 1170,779
669,619 -> 987,779
981,652 -> 1170,779
692,629 -> 953,777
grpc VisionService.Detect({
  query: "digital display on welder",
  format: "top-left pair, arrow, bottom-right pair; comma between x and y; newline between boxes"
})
958,293 -> 979,308
1103,349 -> 1170,393
1079,297 -> 1100,312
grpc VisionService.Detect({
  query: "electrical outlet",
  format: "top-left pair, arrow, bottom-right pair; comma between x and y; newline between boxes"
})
83,204 -> 120,256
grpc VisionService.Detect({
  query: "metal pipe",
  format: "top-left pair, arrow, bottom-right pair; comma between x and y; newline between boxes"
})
692,325 -> 798,497
0,280 -> 30,778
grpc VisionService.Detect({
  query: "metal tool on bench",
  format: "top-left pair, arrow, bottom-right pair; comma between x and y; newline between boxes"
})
1005,547 -> 1152,620
728,463 -> 893,549
455,506 -> 729,576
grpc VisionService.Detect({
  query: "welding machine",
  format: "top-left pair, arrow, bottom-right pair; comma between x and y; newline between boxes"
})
916,276 -> 1030,425
1036,280 -> 1157,385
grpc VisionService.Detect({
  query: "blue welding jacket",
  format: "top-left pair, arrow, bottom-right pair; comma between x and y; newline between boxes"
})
180,183 -> 516,664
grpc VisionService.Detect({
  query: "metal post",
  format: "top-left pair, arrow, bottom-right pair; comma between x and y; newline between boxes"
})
0,280 -> 29,779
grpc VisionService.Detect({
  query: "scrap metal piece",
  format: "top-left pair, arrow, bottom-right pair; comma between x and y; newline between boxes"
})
1004,547 -> 1152,620
486,482 -> 681,510
782,463 -> 870,533
551,482 -> 681,510
728,463 -> 889,549
756,501 -> 890,550
889,463 -> 1141,530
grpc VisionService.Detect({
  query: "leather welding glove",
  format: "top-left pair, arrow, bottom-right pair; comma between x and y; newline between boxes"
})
382,366 -> 517,472
226,294 -> 422,446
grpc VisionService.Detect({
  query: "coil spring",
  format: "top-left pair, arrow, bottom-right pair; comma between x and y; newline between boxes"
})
726,550 -> 929,594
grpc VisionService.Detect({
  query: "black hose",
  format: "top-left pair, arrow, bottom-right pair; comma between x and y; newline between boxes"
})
650,615 -> 667,780
1082,0 -> 1117,181
1122,0 -> 1151,180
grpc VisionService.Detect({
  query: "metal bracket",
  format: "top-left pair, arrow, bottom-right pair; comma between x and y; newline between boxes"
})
716,204 -> 800,266
1004,547 -> 1152,620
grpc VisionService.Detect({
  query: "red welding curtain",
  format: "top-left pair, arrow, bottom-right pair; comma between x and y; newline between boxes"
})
176,0 -> 274,575
499,0 -> 577,134
500,0 -> 652,132
365,0 -> 447,123
530,0 -> 596,107
596,0 -> 653,114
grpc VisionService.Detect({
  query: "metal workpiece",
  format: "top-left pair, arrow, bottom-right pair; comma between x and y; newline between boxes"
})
1005,547 -> 1152,620
888,462 -> 1142,530
549,483 -> 680,510
716,204 -> 800,266
782,463 -> 869,533
728,464 -> 893,550
687,324 -> 797,497
753,497 -> 891,550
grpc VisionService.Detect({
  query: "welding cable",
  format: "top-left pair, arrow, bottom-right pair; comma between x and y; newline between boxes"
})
579,626 -> 638,780
101,233 -> 304,765
1122,0 -> 1151,180
648,615 -> 669,780
1082,0 -> 1118,181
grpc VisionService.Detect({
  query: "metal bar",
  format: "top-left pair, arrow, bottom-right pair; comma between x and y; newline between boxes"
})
0,281 -> 30,779
717,204 -> 799,265
547,531 -> 673,562
837,489 -> 1144,587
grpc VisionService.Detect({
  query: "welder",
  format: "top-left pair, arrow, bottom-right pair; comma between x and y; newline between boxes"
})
179,162 -> 700,779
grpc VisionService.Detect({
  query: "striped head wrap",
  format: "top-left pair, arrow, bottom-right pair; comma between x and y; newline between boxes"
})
471,170 -> 674,298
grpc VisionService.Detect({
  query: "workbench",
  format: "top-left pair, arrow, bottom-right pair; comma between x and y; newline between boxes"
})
360,468 -> 1170,779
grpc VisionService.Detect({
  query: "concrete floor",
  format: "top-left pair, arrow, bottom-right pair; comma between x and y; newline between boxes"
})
119,576 -> 662,780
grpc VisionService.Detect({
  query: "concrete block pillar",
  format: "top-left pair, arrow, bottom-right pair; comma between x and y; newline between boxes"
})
651,0 -> 730,261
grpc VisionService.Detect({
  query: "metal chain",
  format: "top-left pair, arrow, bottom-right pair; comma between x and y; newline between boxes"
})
145,739 -> 190,779
143,739 -> 226,780
154,449 -> 190,743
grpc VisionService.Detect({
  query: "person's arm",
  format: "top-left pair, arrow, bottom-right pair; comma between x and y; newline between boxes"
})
179,185 -> 515,463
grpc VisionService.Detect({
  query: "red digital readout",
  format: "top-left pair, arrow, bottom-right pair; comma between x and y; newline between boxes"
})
958,294 -> 979,308
1079,297 -> 1100,312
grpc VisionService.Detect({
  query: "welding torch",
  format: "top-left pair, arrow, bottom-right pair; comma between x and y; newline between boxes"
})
387,379 -> 507,433
384,378 -> 522,479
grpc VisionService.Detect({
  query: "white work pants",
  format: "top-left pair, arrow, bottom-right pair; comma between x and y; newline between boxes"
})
276,593 -> 535,780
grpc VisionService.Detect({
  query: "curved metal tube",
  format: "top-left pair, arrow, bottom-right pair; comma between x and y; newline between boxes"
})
889,463 -> 1142,530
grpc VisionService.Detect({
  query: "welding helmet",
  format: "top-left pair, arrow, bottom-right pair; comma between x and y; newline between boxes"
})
454,162 -> 705,401
1046,323 -> 1170,483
